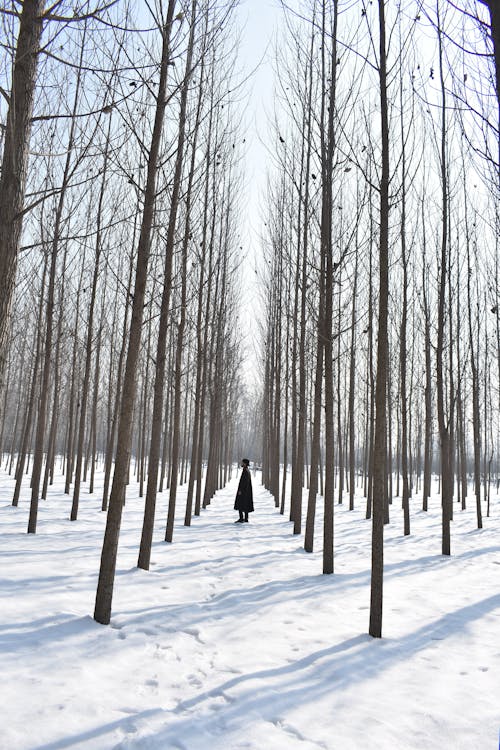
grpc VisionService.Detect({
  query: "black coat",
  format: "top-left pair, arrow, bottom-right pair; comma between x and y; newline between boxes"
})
234,467 -> 254,512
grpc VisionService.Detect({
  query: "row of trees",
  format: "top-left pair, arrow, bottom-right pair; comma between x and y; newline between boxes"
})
0,0 -> 251,623
259,0 -> 499,636
0,0 -> 498,637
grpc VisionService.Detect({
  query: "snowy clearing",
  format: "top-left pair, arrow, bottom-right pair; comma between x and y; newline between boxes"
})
1,466 -> 499,750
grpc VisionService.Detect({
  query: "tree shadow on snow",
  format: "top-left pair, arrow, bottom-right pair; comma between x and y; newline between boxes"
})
118,592 -> 500,749
29,708 -> 164,750
120,541 -> 500,634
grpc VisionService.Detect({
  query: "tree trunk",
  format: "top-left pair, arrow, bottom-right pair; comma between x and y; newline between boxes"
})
436,10 -> 453,556
101,252 -> 134,511
41,258 -> 65,500
94,6 -> 177,624
71,123 -> 110,519
163,9 -> 199,545
348,238 -> 359,511
399,72 -> 410,536
12,257 -> 47,506
291,29 -> 314,531
336,295 -> 344,506
466,216 -> 483,530
369,0 -> 390,638
0,0 -> 45,416
64,259 -> 85,495
28,29 -> 87,533
366,198 -> 375,520
304,299 -> 324,553
89,316 -> 104,496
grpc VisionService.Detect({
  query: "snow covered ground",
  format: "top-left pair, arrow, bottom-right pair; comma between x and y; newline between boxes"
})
1,465 -> 499,750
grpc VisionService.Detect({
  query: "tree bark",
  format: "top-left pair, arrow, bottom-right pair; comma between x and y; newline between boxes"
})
348,236 -> 359,511
319,0 -> 338,576
0,0 -> 45,419
94,6 -> 177,624
369,0 -> 390,638
436,8 -> 453,556
465,211 -> 483,530
399,70 -> 410,536
163,5 -> 199,546
71,122 -> 110,520
28,26 -> 87,533
12,257 -> 47,507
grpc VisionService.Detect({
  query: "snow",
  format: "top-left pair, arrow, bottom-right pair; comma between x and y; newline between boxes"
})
1,465 -> 499,750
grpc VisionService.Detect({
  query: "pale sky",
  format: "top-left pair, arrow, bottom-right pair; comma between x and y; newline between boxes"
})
235,0 -> 283,259
233,0 -> 284,383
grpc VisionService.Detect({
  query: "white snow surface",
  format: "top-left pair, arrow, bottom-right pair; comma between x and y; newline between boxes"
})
1,466 -> 499,750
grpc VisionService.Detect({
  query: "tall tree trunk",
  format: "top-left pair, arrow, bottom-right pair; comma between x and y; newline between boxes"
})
164,8 -> 200,543
336,291 -> 344,506
280,310 -> 290,512
101,250 -> 135,511
89,319 -> 103,496
203,225 -> 227,507
365,196 -> 375,520
64,258 -> 85,494
348,237 -> 359,511
0,0 -> 45,415
6,363 -> 24,474
465,215 -> 483,530
94,6 -> 177,624
138,319 -> 152,498
272,250 -> 282,509
436,9 -> 452,556
369,0 -> 390,638
0,356 -> 12,457
12,257 -> 47,506
291,26 -> 314,530
195,167 -> 219,515
399,73 -> 410,536
184,258 -> 205,525
71,121 -> 110,520
41,251 -> 66,500
186,76 -> 217,519
321,0 -> 338,575
139,3 -> 197,557
421,197 -> 432,511
304,284 -> 324,553
28,26 -> 86,533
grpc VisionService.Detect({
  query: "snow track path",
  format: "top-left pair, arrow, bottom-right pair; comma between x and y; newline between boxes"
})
1,468 -> 499,750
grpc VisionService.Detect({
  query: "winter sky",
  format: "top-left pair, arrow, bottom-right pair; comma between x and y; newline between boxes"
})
233,0 -> 283,382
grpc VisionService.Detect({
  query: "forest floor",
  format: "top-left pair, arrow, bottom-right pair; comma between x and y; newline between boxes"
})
1,465 -> 499,750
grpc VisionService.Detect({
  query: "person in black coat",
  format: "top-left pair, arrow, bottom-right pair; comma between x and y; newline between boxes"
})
234,458 -> 254,522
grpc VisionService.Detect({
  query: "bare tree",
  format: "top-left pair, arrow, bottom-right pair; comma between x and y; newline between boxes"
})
0,1 -> 45,421
139,0 -> 197,564
94,3 -> 178,624
369,0 -> 391,639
